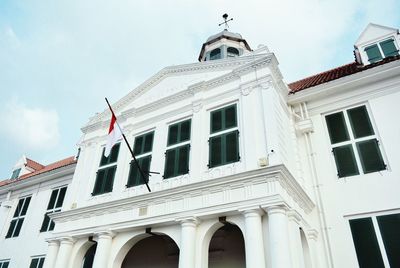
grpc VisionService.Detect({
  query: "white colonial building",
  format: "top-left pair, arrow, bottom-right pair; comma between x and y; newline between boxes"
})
0,156 -> 76,268
1,23 -> 399,268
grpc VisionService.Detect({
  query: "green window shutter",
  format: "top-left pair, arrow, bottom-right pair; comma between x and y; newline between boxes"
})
177,145 -> 190,174
168,124 -> 179,145
211,110 -> 223,133
6,219 -> 16,238
13,218 -> 24,237
377,214 -> 400,267
209,136 -> 222,168
127,156 -> 151,187
40,213 -> 50,232
225,131 -> 239,163
180,120 -> 191,142
325,112 -> 350,144
347,106 -> 374,138
380,39 -> 399,57
210,105 -> 237,133
168,120 -> 191,146
103,166 -> 116,193
143,133 -> 154,153
365,44 -> 383,63
133,136 -> 144,155
100,143 -> 120,166
349,218 -> 385,268
356,139 -> 385,174
332,145 -> 359,177
55,187 -> 67,208
164,149 -> 176,179
224,105 -> 237,129
30,259 -> 38,268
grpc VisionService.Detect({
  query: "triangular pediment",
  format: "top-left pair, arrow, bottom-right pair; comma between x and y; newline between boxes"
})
83,53 -> 269,131
355,23 -> 398,46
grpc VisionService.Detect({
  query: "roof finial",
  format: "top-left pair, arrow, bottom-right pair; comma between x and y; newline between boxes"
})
218,13 -> 233,31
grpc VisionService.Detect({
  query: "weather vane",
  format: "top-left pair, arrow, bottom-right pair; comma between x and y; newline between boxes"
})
218,13 -> 233,30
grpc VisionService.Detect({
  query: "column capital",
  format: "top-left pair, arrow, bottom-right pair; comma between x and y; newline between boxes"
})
238,206 -> 264,217
95,230 -> 116,239
58,236 -> 76,245
45,238 -> 60,245
264,205 -> 289,216
176,216 -> 200,227
287,210 -> 302,224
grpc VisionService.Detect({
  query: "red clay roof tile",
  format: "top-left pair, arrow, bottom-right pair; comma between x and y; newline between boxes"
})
26,158 -> 45,171
288,55 -> 400,93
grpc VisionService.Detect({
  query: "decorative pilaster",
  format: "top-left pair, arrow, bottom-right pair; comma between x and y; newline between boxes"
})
43,239 -> 60,268
178,217 -> 199,268
241,208 -> 266,268
92,231 -> 116,268
54,237 -> 75,268
287,211 -> 303,268
266,206 -> 293,268
306,229 -> 320,268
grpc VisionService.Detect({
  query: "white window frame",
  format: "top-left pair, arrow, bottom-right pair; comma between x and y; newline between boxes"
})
0,259 -> 10,268
364,37 -> 399,63
41,186 -> 67,232
6,195 -> 31,238
30,256 -> 45,268
324,104 -> 386,178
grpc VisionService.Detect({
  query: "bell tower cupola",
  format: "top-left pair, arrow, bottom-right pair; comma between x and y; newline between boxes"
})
198,14 -> 252,62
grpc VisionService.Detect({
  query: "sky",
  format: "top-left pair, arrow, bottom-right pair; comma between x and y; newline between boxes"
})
0,0 -> 399,180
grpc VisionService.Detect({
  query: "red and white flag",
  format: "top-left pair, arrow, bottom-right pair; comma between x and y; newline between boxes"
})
104,113 -> 122,157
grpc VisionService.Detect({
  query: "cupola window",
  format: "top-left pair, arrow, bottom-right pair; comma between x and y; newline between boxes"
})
210,48 -> 221,60
380,39 -> 398,57
365,45 -> 382,63
227,47 -> 239,57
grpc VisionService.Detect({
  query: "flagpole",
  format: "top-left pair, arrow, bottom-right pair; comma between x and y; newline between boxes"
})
105,98 -> 151,193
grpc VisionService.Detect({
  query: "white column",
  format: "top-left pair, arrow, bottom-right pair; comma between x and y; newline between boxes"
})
287,212 -> 304,268
242,209 -> 266,268
54,237 -> 75,268
43,239 -> 60,268
178,217 -> 199,268
266,206 -> 293,268
306,229 -> 320,268
93,231 -> 115,268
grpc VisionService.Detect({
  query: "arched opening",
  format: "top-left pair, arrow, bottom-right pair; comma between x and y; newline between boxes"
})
210,48 -> 222,60
82,243 -> 96,268
121,235 -> 179,268
208,224 -> 245,268
227,47 -> 240,57
300,228 -> 312,268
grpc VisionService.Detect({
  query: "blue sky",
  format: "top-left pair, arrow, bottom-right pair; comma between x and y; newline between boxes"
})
0,0 -> 399,179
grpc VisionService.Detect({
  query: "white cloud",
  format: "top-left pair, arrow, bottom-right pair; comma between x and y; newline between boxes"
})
0,99 -> 60,151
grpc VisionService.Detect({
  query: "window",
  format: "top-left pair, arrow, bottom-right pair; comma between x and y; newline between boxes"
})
92,143 -> 120,196
0,260 -> 10,268
6,196 -> 31,238
227,47 -> 239,57
209,104 -> 240,168
127,131 -> 154,187
29,256 -> 45,268
164,119 -> 191,179
349,213 -> 400,268
40,186 -> 67,232
10,168 -> 20,179
210,48 -> 221,60
365,39 -> 399,63
325,105 -> 385,178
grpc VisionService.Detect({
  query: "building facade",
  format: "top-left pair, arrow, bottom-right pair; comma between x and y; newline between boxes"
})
0,156 -> 76,268
1,23 -> 399,268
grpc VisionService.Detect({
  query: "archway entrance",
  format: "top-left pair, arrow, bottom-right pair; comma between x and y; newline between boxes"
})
82,243 -> 96,268
208,224 -> 245,268
122,235 -> 179,268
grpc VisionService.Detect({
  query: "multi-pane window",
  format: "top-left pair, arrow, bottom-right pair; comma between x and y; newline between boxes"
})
164,119 -> 191,179
0,260 -> 10,268
365,39 -> 399,63
10,168 -> 20,179
209,104 -> 240,168
92,143 -> 120,196
349,213 -> 400,268
325,105 -> 385,178
127,131 -> 154,187
40,186 -> 67,232
6,196 -> 31,238
29,257 -> 45,268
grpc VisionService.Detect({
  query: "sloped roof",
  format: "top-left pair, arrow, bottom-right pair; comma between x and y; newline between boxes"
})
288,55 -> 400,93
26,158 -> 45,171
0,156 -> 76,188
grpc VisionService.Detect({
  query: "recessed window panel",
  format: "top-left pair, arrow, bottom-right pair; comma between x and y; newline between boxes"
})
380,39 -> 399,57
225,106 -> 237,129
356,139 -> 385,174
133,136 -> 143,155
347,106 -> 374,138
332,145 -> 359,177
326,112 -> 349,144
349,218 -> 384,268
211,110 -> 222,133
377,214 -> 400,267
226,131 -> 239,163
365,44 -> 383,63
209,136 -> 222,168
